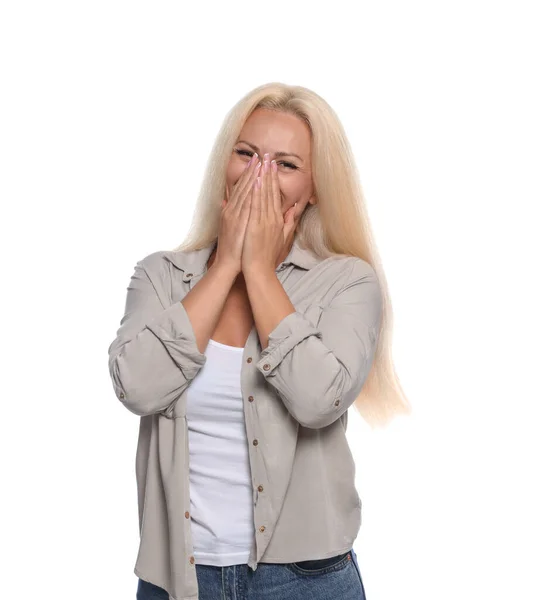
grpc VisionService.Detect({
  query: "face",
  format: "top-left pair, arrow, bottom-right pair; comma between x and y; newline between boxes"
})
225,108 -> 317,216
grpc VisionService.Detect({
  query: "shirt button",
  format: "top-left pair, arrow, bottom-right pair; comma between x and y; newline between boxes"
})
247,357 -> 252,363
262,363 -> 271,371
189,556 -> 195,564
184,511 -> 190,518
253,439 -> 258,446
257,485 -> 263,492
119,392 -> 125,399
259,526 -> 266,532
186,273 -> 193,278
335,399 -> 340,406
248,396 -> 254,402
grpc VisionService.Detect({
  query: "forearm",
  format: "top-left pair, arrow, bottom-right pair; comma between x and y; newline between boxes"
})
243,267 -> 295,350
181,261 -> 239,354
244,260 -> 383,429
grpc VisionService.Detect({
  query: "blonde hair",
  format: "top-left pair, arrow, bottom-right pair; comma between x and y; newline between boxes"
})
173,82 -> 411,429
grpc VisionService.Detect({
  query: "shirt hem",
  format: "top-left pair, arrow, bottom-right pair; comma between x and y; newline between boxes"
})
134,566 -> 198,600
258,544 -> 355,564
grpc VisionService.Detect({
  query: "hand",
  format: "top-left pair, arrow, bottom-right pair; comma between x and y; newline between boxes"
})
214,154 -> 261,276
241,154 -> 307,275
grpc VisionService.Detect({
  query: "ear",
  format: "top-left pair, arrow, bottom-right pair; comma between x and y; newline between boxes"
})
308,194 -> 317,206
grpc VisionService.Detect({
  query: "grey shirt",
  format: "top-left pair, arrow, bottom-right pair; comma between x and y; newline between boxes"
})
108,237 -> 382,600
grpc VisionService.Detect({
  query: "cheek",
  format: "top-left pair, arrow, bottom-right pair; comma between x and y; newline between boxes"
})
226,155 -> 250,183
278,177 -> 305,202
227,164 -> 242,183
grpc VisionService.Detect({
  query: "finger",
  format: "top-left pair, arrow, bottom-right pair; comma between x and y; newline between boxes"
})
251,175 -> 262,224
260,160 -> 269,222
266,158 -> 275,221
296,195 -> 310,216
283,204 -> 298,240
235,156 -> 261,201
238,184 -> 252,222
269,160 -> 281,216
229,155 -> 261,208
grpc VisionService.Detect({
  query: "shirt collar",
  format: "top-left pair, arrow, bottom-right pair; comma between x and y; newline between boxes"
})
162,236 -> 322,277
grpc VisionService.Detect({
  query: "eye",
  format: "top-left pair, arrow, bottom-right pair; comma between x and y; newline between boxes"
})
234,148 -> 253,158
233,148 -> 298,170
279,161 -> 298,170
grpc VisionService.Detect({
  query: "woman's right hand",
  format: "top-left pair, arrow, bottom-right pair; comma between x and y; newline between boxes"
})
213,154 -> 261,276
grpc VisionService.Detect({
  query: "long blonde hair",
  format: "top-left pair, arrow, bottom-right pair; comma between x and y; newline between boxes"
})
173,82 -> 411,429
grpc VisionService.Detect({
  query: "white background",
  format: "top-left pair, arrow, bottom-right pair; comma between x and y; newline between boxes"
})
1,2 -> 536,599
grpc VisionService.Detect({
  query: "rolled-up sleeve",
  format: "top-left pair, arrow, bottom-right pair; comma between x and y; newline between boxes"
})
255,260 -> 382,429
108,259 -> 206,417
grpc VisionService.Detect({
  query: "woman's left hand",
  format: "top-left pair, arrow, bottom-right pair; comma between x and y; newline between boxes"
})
242,156 -> 305,275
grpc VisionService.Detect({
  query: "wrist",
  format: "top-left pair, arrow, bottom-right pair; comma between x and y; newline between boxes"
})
209,259 -> 241,282
242,264 -> 276,280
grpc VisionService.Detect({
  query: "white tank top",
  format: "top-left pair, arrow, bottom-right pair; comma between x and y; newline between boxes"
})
186,338 -> 255,566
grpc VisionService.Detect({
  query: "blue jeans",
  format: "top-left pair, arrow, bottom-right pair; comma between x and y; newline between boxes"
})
136,548 -> 367,599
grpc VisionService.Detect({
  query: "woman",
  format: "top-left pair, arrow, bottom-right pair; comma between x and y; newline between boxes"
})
108,82 -> 411,600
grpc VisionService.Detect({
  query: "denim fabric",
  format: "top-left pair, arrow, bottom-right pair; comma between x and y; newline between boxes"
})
137,549 -> 366,599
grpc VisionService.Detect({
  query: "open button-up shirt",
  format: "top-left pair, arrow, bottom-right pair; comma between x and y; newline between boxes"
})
108,237 -> 382,600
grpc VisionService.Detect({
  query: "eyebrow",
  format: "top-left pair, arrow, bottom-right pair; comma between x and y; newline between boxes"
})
235,139 -> 304,162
